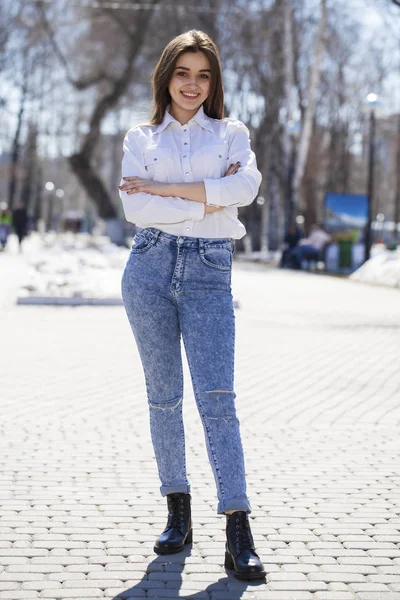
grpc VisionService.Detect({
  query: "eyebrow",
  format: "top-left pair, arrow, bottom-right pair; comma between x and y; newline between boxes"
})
174,66 -> 211,73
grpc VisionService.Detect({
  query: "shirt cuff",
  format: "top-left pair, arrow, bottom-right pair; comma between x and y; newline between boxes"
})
204,178 -> 221,207
187,200 -> 205,221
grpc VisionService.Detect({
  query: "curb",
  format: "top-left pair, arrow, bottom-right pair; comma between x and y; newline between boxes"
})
17,297 -> 241,308
16,296 -> 124,306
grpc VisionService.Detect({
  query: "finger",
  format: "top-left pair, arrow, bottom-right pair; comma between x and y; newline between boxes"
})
119,185 -> 138,191
128,186 -> 151,194
120,177 -> 147,188
119,181 -> 146,190
224,162 -> 240,176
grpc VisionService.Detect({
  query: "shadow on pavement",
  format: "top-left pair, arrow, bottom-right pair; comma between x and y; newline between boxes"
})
112,545 -> 266,599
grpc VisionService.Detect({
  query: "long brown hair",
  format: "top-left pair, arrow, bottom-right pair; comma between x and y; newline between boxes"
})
150,30 -> 224,125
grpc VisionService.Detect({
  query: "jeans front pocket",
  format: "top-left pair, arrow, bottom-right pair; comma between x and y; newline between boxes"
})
199,245 -> 232,271
130,232 -> 157,254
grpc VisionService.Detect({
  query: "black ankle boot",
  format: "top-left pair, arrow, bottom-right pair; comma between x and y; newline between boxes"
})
225,511 -> 266,580
154,493 -> 192,555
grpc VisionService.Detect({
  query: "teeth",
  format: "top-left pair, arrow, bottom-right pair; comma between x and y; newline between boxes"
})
182,92 -> 198,97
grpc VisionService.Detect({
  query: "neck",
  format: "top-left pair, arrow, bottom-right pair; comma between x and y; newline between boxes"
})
169,105 -> 199,126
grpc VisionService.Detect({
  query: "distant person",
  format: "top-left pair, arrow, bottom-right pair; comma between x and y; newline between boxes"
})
118,30 -> 265,580
0,202 -> 12,251
280,223 -> 303,268
12,201 -> 28,251
289,223 -> 331,269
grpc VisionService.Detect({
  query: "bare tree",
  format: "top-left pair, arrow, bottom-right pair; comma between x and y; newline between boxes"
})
8,69 -> 28,209
292,0 -> 327,218
1,0 -> 399,249
36,0 -> 158,227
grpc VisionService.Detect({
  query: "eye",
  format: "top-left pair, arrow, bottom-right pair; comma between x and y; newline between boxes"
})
176,71 -> 187,77
199,74 -> 210,79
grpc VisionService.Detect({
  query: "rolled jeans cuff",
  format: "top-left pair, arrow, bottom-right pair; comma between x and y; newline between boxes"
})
217,494 -> 252,514
160,483 -> 191,497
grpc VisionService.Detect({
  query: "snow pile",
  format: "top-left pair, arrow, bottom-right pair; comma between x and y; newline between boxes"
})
18,233 -> 130,303
350,247 -> 400,288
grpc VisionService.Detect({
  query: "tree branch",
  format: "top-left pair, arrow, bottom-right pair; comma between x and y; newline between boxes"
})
101,7 -> 135,38
80,0 -> 158,160
36,2 -> 108,90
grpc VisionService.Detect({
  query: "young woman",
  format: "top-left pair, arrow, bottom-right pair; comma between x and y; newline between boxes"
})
119,30 -> 265,580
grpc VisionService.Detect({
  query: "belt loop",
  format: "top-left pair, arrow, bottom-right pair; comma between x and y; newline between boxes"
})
198,238 -> 204,255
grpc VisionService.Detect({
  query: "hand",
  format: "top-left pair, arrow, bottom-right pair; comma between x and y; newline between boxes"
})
205,204 -> 224,214
119,177 -> 171,196
224,162 -> 240,177
205,162 -> 240,213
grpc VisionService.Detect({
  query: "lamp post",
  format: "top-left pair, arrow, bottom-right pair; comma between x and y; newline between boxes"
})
55,189 -> 64,231
365,93 -> 379,263
44,181 -> 55,231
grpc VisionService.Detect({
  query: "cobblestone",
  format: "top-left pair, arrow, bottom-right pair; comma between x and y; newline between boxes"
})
1,255 -> 400,599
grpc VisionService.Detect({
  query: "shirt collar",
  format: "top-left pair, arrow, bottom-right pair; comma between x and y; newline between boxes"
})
154,104 -> 214,134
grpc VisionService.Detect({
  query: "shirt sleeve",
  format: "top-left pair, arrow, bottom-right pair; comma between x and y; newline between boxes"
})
204,121 -> 262,208
119,128 -> 205,225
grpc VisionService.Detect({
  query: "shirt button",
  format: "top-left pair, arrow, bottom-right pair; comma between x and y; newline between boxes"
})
183,155 -> 187,158
183,128 -> 187,132
185,172 -> 189,176
178,237 -> 184,244
184,142 -> 188,145
154,158 -> 158,161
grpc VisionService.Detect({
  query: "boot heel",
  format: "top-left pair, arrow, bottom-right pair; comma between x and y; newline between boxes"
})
224,551 -> 234,569
185,529 -> 193,544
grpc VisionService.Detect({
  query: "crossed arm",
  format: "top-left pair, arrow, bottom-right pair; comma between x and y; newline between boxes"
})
119,123 -> 261,225
119,162 -> 241,214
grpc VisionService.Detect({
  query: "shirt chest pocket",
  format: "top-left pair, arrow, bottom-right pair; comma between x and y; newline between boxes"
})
143,147 -> 172,182
195,143 -> 230,178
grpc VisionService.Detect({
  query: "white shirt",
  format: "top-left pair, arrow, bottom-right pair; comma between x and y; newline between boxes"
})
300,229 -> 331,251
119,105 -> 262,239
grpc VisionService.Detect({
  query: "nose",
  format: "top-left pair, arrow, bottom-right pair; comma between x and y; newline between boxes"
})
186,75 -> 198,87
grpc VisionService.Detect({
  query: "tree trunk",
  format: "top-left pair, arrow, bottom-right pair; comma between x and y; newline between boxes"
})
8,75 -> 27,209
292,0 -> 327,213
267,171 -> 281,251
20,122 -> 38,212
38,2 -> 157,221
282,0 -> 296,231
69,153 -> 117,220
394,113 -> 400,239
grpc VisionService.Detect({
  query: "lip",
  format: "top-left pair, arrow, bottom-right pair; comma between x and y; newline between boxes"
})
181,91 -> 200,100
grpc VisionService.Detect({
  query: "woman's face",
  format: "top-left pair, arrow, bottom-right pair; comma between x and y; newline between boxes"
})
168,51 -> 211,121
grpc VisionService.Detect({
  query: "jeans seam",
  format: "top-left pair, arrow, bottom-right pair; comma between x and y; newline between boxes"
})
184,347 -> 225,502
179,361 -> 188,485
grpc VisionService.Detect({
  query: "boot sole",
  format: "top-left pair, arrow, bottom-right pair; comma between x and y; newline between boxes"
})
153,529 -> 193,555
224,552 -> 266,580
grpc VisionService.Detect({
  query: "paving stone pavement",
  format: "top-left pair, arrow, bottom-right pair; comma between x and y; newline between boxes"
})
1,248 -> 400,600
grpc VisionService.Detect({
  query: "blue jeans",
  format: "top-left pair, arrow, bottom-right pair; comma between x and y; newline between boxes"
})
121,227 -> 251,514
290,244 -> 320,269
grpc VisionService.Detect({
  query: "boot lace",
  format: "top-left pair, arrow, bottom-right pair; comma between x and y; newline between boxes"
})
234,513 -> 254,556
166,494 -> 185,533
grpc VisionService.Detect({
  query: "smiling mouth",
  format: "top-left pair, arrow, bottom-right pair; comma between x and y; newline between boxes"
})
181,92 -> 200,99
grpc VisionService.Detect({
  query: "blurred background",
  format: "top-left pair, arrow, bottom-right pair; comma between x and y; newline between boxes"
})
1,0 -> 400,260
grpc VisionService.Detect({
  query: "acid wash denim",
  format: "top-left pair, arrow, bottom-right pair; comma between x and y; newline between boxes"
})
121,227 -> 251,514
